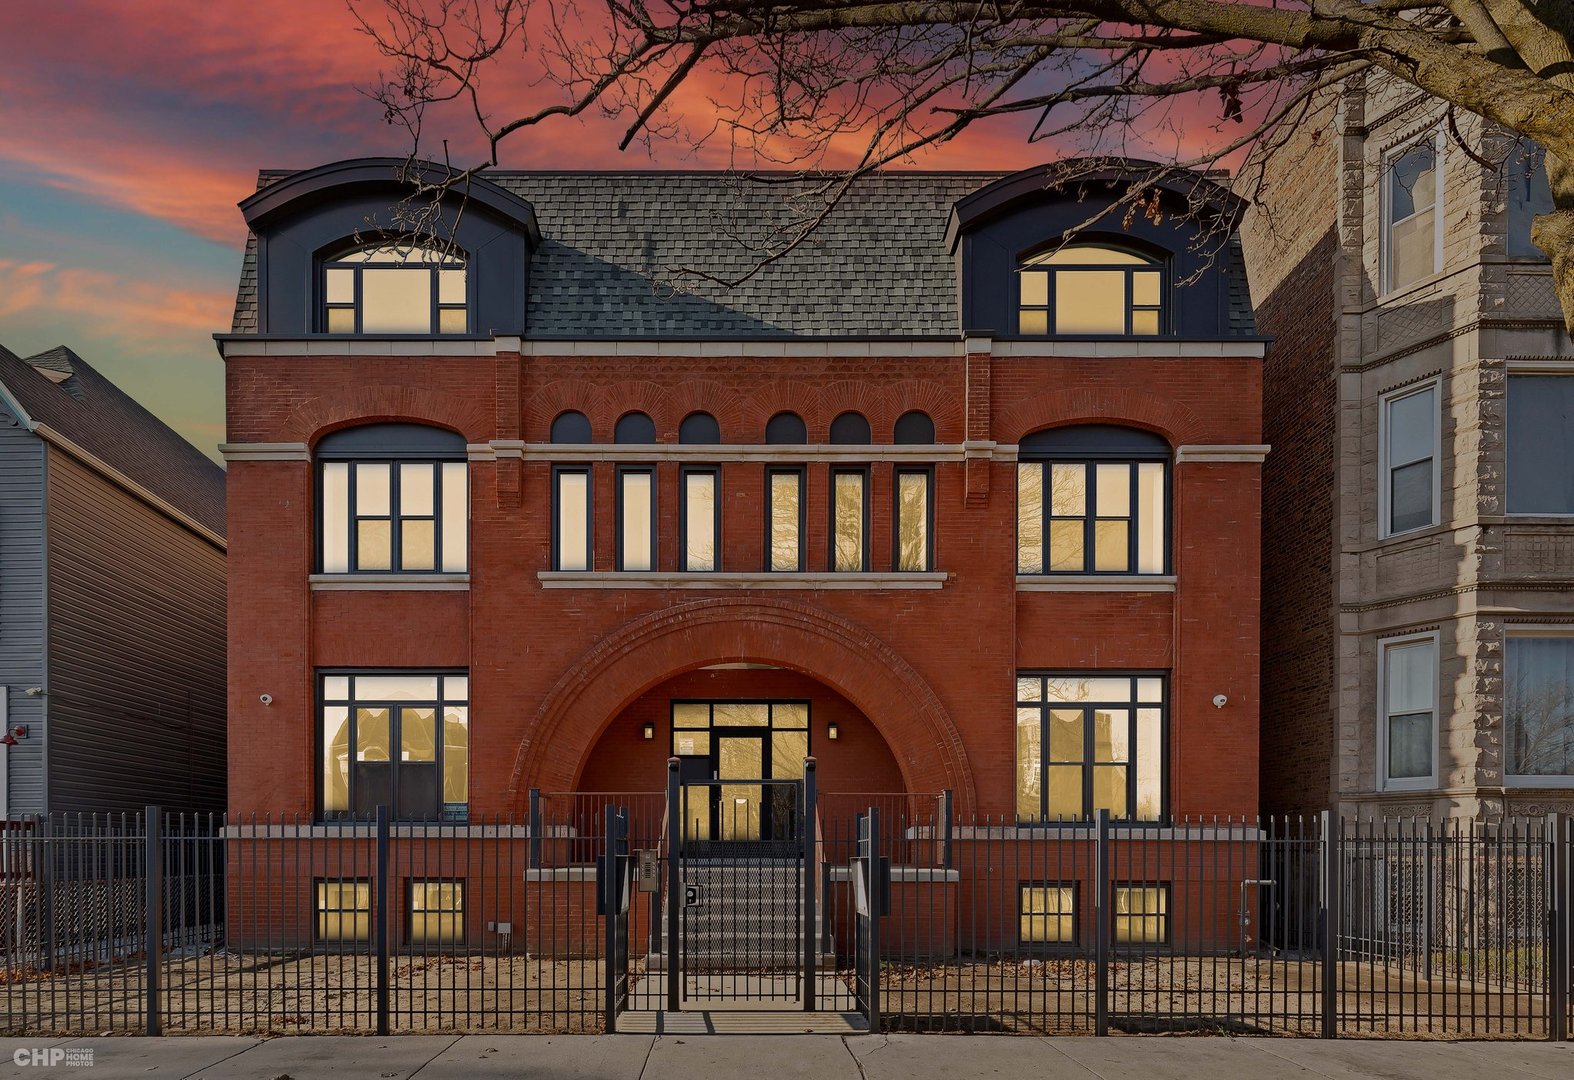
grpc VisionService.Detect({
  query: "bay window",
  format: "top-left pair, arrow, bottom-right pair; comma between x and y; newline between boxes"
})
1380,381 -> 1438,536
1380,634 -> 1438,788
1505,634 -> 1574,782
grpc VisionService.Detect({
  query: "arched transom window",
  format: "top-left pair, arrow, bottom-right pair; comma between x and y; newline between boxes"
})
1018,245 -> 1163,337
323,243 -> 467,335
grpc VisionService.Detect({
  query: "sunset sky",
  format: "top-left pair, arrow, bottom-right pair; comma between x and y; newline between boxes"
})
0,2 -> 1193,458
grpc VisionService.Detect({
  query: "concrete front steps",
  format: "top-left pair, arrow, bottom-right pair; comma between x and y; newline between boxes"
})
644,857 -> 833,973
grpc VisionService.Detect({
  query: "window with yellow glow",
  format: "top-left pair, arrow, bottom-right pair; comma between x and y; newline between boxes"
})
316,880 -> 372,943
320,673 -> 469,822
1019,884 -> 1077,944
1016,673 -> 1164,823
322,243 -> 467,334
409,880 -> 465,946
1017,244 -> 1163,336
1113,886 -> 1170,944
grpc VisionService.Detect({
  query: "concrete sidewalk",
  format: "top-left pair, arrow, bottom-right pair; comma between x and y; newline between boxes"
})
0,1034 -> 1569,1080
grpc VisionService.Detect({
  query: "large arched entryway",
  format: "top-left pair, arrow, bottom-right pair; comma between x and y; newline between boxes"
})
508,597 -> 974,810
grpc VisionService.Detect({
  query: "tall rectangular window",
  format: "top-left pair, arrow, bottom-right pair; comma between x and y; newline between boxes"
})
1381,635 -> 1437,788
1016,673 -> 1164,822
1506,140 -> 1553,260
1507,375 -> 1574,514
766,468 -> 803,572
618,467 -> 655,571
320,672 -> 469,821
682,467 -> 719,572
894,468 -> 932,572
1381,382 -> 1438,536
1383,132 -> 1442,293
554,467 -> 592,571
1505,634 -> 1574,781
831,468 -> 868,572
320,460 -> 467,573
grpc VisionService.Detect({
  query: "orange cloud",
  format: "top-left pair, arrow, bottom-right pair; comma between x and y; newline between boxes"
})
0,258 -> 232,340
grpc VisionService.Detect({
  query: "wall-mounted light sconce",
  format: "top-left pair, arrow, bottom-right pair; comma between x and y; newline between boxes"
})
642,722 -> 655,740
23,687 -> 43,698
827,722 -> 840,741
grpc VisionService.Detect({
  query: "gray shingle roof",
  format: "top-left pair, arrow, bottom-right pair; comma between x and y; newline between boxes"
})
230,170 -> 1256,337
0,344 -> 226,539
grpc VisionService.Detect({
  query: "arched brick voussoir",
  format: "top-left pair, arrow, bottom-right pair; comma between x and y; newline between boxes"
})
287,383 -> 495,445
995,387 -> 1205,447
509,597 -> 975,809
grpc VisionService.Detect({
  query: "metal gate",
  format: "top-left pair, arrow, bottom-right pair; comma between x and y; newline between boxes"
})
598,807 -> 632,1030
852,805 -> 888,1032
641,759 -> 822,1013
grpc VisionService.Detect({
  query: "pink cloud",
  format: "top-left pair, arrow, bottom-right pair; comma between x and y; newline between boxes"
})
0,258 -> 232,341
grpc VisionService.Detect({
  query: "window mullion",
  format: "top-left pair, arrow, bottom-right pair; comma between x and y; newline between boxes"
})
1040,703 -> 1050,822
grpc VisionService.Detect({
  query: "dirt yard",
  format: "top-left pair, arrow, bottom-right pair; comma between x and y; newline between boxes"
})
0,953 -> 1556,1038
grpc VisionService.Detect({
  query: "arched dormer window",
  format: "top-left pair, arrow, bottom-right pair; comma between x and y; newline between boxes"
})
322,242 -> 467,335
1018,244 -> 1164,337
317,423 -> 468,574
1016,424 -> 1169,576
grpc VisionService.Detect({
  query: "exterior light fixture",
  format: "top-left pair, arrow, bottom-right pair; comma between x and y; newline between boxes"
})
827,722 -> 840,741
642,722 -> 655,740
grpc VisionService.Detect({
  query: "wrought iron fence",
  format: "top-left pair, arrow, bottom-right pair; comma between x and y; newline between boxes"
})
0,801 -> 1566,1040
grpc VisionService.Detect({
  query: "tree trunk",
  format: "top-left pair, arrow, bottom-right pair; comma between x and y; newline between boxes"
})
1531,151 -> 1574,335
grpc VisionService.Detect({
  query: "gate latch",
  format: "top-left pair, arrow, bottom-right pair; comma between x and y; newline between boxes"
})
684,883 -> 704,908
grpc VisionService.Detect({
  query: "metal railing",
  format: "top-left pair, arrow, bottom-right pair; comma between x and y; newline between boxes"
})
0,805 -> 1566,1039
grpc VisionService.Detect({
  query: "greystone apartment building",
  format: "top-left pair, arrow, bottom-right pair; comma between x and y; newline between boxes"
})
1246,71 -> 1574,821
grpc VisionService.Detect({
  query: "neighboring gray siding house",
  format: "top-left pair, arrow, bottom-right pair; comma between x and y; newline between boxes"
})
0,344 -> 226,815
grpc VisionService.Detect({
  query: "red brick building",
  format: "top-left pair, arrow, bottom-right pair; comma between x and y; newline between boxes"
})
220,158 -> 1266,954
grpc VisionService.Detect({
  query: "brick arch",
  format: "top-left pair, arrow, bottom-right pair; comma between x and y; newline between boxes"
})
733,382 -> 828,440
523,381 -> 618,441
288,384 -> 493,445
508,597 -> 974,808
667,381 -> 748,442
994,387 -> 1206,446
814,382 -> 891,441
888,381 -> 963,443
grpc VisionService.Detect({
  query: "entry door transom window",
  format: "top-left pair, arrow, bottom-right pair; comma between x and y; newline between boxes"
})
671,700 -> 810,843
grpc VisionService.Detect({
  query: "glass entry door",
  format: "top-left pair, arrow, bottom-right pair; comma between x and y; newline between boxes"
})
672,700 -> 810,849
715,734 -> 764,841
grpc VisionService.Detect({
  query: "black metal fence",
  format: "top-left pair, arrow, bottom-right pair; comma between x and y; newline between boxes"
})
0,801 -> 1567,1040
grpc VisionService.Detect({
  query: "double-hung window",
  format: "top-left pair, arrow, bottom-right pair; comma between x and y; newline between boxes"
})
1380,634 -> 1438,789
320,672 -> 469,821
1017,426 -> 1168,576
1015,673 -> 1165,823
1382,131 -> 1443,293
1505,633 -> 1574,783
1380,382 -> 1439,536
318,424 -> 468,574
1506,375 -> 1574,514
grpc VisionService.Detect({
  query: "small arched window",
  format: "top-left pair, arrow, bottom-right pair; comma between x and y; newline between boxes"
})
894,411 -> 935,445
317,423 -> 468,574
829,412 -> 871,445
1016,424 -> 1170,576
551,411 -> 593,443
679,412 -> 721,445
615,412 -> 657,444
766,412 -> 807,445
322,242 -> 467,335
1018,244 -> 1163,337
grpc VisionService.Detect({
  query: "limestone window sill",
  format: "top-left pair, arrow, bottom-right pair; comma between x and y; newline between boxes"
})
309,573 -> 470,591
1016,575 -> 1175,593
537,571 -> 947,590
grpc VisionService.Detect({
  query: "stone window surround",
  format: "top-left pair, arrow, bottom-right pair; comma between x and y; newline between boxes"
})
1377,376 -> 1442,540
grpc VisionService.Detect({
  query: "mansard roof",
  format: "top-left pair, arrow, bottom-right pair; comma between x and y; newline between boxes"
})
229,162 -> 1258,339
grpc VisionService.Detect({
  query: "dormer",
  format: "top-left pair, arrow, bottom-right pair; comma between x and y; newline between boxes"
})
947,160 -> 1253,340
238,158 -> 540,337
